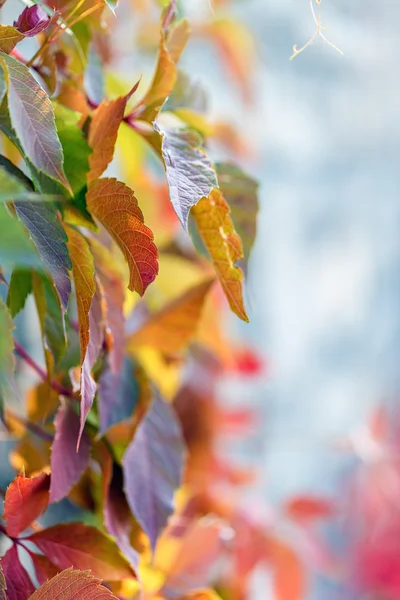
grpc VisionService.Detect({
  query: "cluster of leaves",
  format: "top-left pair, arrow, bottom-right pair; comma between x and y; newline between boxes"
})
0,0 -> 271,598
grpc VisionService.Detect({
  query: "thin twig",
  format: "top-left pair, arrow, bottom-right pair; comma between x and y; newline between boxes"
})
290,0 -> 343,60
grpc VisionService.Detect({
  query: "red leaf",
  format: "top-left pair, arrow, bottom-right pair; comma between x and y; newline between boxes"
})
49,400 -> 91,503
86,178 -> 158,296
0,545 -> 35,600
3,472 -> 50,537
27,522 -> 135,581
27,568 -> 119,599
14,6 -> 50,36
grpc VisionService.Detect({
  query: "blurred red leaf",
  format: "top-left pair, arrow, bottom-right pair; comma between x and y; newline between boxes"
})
3,472 -> 50,537
28,551 -> 60,586
27,522 -> 136,581
285,496 -> 334,524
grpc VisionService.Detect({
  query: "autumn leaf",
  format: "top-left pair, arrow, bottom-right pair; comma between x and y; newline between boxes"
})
0,52 -> 70,191
87,82 -> 139,182
0,26 -> 24,54
3,471 -> 50,537
155,124 -> 218,229
27,568 -> 119,600
126,278 -> 214,355
216,162 -> 259,269
49,400 -> 91,503
86,178 -> 158,295
0,545 -> 35,600
123,390 -> 186,551
90,238 -> 125,373
191,189 -> 248,322
267,536 -> 305,600
64,225 -> 96,443
27,523 -> 136,580
132,8 -> 189,122
284,496 -> 334,523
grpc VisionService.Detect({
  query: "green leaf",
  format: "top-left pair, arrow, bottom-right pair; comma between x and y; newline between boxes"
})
0,62 -> 6,106
54,103 -> 91,196
7,268 -> 32,317
0,52 -> 70,192
14,201 -> 72,310
154,124 -> 218,229
216,162 -> 259,268
0,297 -> 15,416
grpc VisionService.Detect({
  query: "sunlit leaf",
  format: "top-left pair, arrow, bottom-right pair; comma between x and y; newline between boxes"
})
155,124 -> 218,229
127,278 -> 214,355
123,390 -> 186,551
87,83 -> 139,182
0,545 -> 35,600
27,523 -> 136,580
0,26 -> 24,54
3,472 -> 50,537
86,178 -> 158,295
27,568 -> 120,600
7,268 -> 32,317
191,188 -> 248,322
49,400 -> 91,503
0,564 -> 5,600
0,52 -> 70,191
14,202 -> 72,310
216,162 -> 259,268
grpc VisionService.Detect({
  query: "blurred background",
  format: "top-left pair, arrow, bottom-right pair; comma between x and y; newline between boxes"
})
2,0 -> 400,598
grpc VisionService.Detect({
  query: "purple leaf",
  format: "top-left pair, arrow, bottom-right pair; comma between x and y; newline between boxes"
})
14,5 -> 50,37
98,359 -> 139,435
123,391 -> 186,551
14,202 -> 71,310
104,462 -> 140,570
154,123 -> 218,229
49,400 -> 91,503
0,53 -> 70,191
0,545 -> 35,600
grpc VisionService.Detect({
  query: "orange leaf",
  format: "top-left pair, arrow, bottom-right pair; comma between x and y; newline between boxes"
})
64,225 -> 96,442
27,523 -> 136,581
191,189 -> 248,322
133,17 -> 189,122
27,568 -> 119,599
3,472 -> 50,537
86,178 -> 158,295
87,83 -> 139,182
126,278 -> 214,355
267,536 -> 305,600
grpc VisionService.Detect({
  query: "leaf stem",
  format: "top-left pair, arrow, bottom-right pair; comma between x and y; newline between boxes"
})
13,339 -> 74,398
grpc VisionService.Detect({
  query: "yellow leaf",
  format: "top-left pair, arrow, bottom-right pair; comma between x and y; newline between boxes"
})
86,178 -> 158,295
191,189 -> 248,322
126,278 -> 214,355
0,26 -> 24,54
